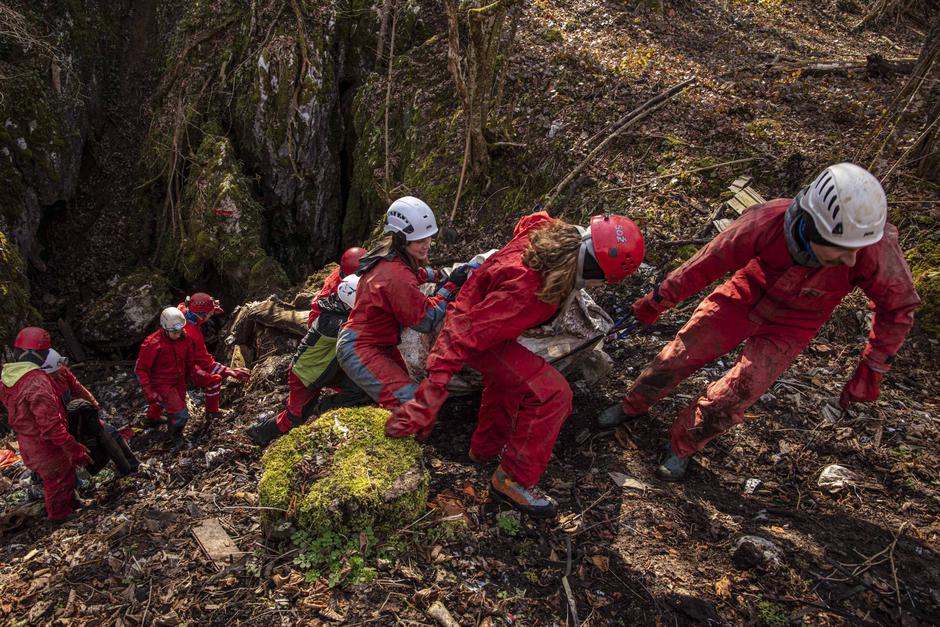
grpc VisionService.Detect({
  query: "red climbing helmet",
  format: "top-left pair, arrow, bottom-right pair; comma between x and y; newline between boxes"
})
340,247 -> 368,276
188,292 -> 223,315
14,327 -> 52,350
587,214 -> 644,283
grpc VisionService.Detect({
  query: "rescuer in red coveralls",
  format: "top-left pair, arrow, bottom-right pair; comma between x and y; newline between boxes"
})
386,211 -> 645,518
135,307 -> 202,445
41,348 -> 139,475
0,327 -> 93,521
337,197 -> 472,409
306,247 -> 368,327
598,163 -> 920,480
178,292 -> 249,426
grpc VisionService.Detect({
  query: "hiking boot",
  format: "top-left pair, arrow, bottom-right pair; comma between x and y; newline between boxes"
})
468,449 -> 499,464
597,403 -> 645,428
168,425 -> 189,452
247,419 -> 284,448
490,465 -> 557,518
656,443 -> 690,481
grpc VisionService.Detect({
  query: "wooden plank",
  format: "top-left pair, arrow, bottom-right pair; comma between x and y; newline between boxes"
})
714,218 -> 735,232
738,188 -> 766,207
726,197 -> 748,215
192,518 -> 240,569
728,176 -> 752,193
56,318 -> 87,363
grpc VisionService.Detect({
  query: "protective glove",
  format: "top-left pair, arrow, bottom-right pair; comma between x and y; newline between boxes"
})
143,387 -> 160,405
839,362 -> 883,409
223,366 -> 251,383
385,376 -> 450,440
446,263 -> 472,288
63,439 -> 93,467
632,287 -> 669,326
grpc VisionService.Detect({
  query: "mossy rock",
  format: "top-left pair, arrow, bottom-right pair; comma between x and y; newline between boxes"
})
75,268 -> 172,349
259,406 -> 428,538
175,127 -> 289,298
907,241 -> 940,337
0,230 -> 39,349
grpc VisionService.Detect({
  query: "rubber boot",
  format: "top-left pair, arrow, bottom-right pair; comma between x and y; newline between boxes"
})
597,404 -> 648,428
247,418 -> 284,448
168,424 -> 188,452
490,465 -> 557,519
656,443 -> 690,481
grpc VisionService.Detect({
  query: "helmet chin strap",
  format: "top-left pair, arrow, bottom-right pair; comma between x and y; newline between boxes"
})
574,226 -> 596,290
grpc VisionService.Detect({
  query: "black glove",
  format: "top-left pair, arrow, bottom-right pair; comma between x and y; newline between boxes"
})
447,263 -> 472,288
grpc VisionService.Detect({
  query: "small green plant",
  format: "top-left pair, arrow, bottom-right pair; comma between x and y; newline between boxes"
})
292,528 -> 378,587
756,599 -> 788,627
495,512 -> 522,536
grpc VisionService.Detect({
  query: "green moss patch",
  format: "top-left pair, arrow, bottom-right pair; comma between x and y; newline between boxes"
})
0,230 -> 39,347
259,406 -> 429,539
75,267 -> 172,348
907,242 -> 940,337
175,128 -> 288,297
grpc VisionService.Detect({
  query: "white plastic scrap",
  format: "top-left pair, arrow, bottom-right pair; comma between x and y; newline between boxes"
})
817,464 -> 859,493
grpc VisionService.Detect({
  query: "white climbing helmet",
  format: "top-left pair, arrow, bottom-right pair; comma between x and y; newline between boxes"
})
801,163 -> 887,248
384,196 -> 438,241
160,306 -> 186,332
337,274 -> 360,310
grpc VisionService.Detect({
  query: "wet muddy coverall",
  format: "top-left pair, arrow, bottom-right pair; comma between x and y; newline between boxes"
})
387,212 -> 574,488
621,199 -> 919,458
179,304 -> 229,414
135,329 -> 202,430
275,294 -> 371,433
0,363 -> 89,521
337,255 -> 456,409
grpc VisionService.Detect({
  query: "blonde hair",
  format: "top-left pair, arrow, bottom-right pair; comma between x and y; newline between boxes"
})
522,221 -> 582,305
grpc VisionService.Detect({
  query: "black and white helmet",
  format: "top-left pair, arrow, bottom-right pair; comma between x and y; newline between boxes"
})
336,274 -> 360,310
384,196 -> 438,241
801,163 -> 886,248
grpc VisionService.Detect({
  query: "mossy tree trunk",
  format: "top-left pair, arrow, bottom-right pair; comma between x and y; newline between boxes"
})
443,0 -> 521,180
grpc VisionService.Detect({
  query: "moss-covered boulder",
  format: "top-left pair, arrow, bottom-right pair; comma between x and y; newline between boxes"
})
176,129 -> 288,298
259,406 -> 428,538
75,268 -> 172,349
907,242 -> 940,337
0,230 -> 40,349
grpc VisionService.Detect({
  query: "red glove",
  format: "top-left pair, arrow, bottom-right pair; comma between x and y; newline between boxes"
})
839,362 -> 883,409
385,377 -> 450,440
63,439 -> 93,467
632,288 -> 668,326
224,367 -> 251,383
143,387 -> 160,405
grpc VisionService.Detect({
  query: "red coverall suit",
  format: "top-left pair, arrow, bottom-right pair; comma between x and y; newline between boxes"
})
622,199 -> 919,458
0,365 -> 86,521
415,212 -> 574,487
307,268 -> 343,328
50,366 -> 98,408
337,257 -> 452,408
178,304 -> 226,414
135,329 -> 199,428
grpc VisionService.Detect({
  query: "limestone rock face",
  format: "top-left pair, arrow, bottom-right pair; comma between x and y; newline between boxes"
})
75,268 -> 172,349
258,406 -> 428,538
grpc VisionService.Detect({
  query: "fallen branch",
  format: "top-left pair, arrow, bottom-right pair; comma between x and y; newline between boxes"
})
649,156 -> 763,180
544,77 -> 697,210
561,535 -> 579,626
658,238 -> 710,247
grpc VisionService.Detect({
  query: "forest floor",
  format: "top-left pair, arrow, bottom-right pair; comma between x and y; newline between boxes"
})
2,0 -> 939,625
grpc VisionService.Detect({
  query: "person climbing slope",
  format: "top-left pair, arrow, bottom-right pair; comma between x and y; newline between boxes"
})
597,163 -> 919,481
246,275 -> 370,446
336,196 -> 472,408
386,211 -> 645,517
